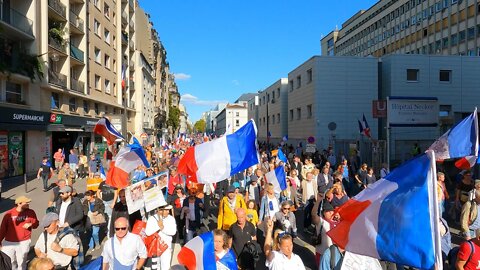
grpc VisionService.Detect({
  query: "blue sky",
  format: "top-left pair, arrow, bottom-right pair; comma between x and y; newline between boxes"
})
139,0 -> 378,122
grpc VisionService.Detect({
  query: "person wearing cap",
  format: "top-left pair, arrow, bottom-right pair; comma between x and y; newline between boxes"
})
47,179 -> 66,209
217,185 -> 247,231
37,156 -> 54,192
54,186 -> 85,234
311,193 -> 335,267
145,203 -> 176,270
33,213 -> 79,269
0,196 -> 39,269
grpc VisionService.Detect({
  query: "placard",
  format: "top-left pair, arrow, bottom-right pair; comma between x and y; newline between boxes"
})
126,181 -> 145,214
144,186 -> 167,212
341,251 -> 382,270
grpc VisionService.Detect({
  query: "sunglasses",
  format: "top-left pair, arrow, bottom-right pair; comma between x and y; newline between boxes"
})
115,227 -> 127,231
282,207 -> 291,210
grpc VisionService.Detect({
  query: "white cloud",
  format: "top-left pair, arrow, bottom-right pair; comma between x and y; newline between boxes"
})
181,94 -> 228,107
174,73 -> 191,80
232,79 -> 240,86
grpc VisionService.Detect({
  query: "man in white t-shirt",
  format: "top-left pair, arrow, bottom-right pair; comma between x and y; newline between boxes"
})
264,217 -> 306,270
34,213 -> 79,269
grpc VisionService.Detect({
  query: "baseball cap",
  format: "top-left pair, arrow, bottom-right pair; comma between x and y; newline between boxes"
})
161,205 -> 173,210
15,196 -> 31,204
322,202 -> 335,213
40,212 -> 59,228
59,186 -> 73,193
227,186 -> 236,193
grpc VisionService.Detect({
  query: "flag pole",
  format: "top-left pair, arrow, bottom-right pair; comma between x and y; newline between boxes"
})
426,150 -> 443,270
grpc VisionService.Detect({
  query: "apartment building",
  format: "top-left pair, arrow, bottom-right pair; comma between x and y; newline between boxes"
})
178,103 -> 189,135
205,103 -> 227,133
253,79 -> 289,143
321,0 -> 480,57
215,103 -> 248,135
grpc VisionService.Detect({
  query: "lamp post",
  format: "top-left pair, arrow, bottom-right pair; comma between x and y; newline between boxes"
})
266,98 -> 270,151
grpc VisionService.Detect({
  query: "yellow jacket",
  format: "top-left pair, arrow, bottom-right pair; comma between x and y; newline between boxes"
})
217,195 -> 246,230
246,208 -> 259,227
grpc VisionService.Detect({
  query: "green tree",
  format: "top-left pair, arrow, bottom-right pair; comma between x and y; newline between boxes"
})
167,106 -> 180,133
194,119 -> 206,133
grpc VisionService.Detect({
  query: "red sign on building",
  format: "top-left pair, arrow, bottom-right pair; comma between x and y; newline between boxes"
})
372,100 -> 387,118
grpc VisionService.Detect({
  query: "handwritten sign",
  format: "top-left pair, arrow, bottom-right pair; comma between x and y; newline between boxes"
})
341,252 -> 382,270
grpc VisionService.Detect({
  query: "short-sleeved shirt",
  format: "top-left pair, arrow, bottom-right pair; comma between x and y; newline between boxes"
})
228,222 -> 256,257
34,232 -> 79,267
265,251 -> 305,270
457,240 -> 480,270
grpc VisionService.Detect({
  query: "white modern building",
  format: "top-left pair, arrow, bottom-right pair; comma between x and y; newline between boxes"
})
178,103 -> 189,135
205,103 -> 227,133
133,52 -> 156,141
215,103 -> 248,135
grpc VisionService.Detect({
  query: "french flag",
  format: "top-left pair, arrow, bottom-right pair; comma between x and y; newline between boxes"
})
358,114 -> 371,138
265,165 -> 287,194
93,117 -> 125,145
177,232 -> 238,270
277,148 -> 288,164
99,165 -> 106,180
178,120 -> 259,184
327,152 -> 441,269
106,138 -> 149,189
428,108 -> 478,169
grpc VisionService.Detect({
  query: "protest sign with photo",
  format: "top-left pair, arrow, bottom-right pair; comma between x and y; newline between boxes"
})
144,185 -> 167,212
126,181 -> 145,214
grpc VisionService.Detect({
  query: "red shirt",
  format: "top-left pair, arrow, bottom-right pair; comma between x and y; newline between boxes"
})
168,174 -> 183,195
0,207 -> 39,242
458,241 -> 480,270
53,151 -> 64,162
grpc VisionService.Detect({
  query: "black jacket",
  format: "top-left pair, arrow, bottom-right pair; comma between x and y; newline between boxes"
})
55,197 -> 85,231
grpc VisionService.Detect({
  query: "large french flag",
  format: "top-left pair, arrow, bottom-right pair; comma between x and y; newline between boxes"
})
178,120 -> 259,183
177,232 -> 238,270
106,138 -> 149,189
428,108 -> 478,169
327,152 -> 442,269
93,117 -> 125,145
265,165 -> 287,194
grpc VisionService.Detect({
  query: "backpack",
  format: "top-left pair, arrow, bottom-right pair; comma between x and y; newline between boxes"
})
44,227 -> 84,269
448,240 -> 474,270
0,250 -> 12,270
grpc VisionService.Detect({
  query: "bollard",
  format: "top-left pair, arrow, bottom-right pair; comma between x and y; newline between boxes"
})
24,173 -> 27,193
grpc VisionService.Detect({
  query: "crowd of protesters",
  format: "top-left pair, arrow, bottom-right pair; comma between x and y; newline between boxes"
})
0,134 -> 478,270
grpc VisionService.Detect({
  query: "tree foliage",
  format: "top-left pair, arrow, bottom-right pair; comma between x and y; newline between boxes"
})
194,119 -> 206,133
167,106 -> 180,133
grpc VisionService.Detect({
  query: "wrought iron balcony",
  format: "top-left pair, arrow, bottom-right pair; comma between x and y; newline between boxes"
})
0,7 -> 34,37
49,37 -> 66,53
49,68 -> 67,88
69,11 -> 84,33
48,0 -> 67,19
70,44 -> 84,63
70,78 -> 85,93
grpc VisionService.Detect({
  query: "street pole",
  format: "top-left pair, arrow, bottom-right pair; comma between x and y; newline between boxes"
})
122,84 -> 127,144
266,100 -> 269,152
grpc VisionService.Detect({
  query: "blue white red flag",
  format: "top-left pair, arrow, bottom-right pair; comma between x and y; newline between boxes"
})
106,138 -> 149,189
265,165 -> 287,194
177,232 -> 238,270
327,152 -> 442,269
282,135 -> 288,142
99,165 -> 106,181
93,117 -> 125,145
277,148 -> 288,164
428,108 -> 478,169
121,64 -> 127,89
178,120 -> 259,184
358,114 -> 371,138
79,256 -> 102,270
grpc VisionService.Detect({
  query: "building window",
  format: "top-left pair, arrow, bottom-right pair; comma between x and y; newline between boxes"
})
94,19 -> 100,36
51,93 -> 59,109
5,82 -> 22,104
459,30 -> 466,42
307,69 -> 312,83
83,100 -> 89,114
104,29 -> 110,44
289,110 -> 293,121
277,88 -> 280,98
439,70 -> 451,82
94,103 -> 99,115
272,115 -> 275,124
94,75 -> 101,89
307,104 -> 312,118
296,75 -> 301,89
93,0 -> 99,8
289,80 -> 293,92
94,47 -> 101,63
104,3 -> 110,19
235,119 -> 239,126
272,91 -> 275,100
442,37 -> 449,48
467,27 -> 475,40
235,112 -> 239,117
277,113 -> 280,123
105,79 -> 111,93
296,108 -> 301,120
407,69 -> 419,81
104,54 -> 110,69
69,97 -> 76,112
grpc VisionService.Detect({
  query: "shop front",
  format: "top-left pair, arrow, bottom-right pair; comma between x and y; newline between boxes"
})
0,107 -> 50,177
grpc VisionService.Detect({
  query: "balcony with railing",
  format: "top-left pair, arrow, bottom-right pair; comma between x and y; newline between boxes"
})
121,11 -> 128,23
49,36 -> 66,54
129,19 -> 135,31
0,7 -> 34,39
48,0 -> 67,20
143,122 -> 151,129
129,60 -> 135,70
129,42 -> 134,51
69,11 -> 84,33
129,0 -> 134,8
49,68 -> 67,88
70,78 -> 85,93
121,32 -> 128,45
70,44 -> 84,63
129,80 -> 134,89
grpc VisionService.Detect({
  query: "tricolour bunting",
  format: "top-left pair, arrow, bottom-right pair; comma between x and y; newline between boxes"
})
265,165 -> 287,194
106,138 -> 149,189
178,120 -> 259,183
327,152 -> 441,269
428,108 -> 478,169
358,114 -> 371,138
93,117 -> 124,145
177,232 -> 238,270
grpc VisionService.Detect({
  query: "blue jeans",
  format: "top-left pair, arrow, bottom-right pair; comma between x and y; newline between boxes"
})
89,225 -> 100,249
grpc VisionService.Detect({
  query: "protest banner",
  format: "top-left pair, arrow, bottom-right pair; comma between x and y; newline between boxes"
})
126,181 -> 145,214
341,251 -> 382,270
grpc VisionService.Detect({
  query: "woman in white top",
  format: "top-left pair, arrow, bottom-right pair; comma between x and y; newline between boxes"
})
213,229 -> 237,270
145,204 -> 177,270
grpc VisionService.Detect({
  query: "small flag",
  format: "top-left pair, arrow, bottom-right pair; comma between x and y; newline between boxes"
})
93,117 -> 125,145
121,64 -> 127,89
282,135 -> 288,142
358,114 -> 371,138
99,165 -> 106,181
267,131 -> 272,138
278,148 -> 288,163
265,165 -> 287,193
51,96 -> 58,109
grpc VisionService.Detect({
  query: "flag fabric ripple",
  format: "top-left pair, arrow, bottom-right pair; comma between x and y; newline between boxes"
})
93,117 -> 124,145
178,120 -> 259,183
327,153 -> 441,269
106,138 -> 149,189
177,232 -> 238,270
265,165 -> 287,194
